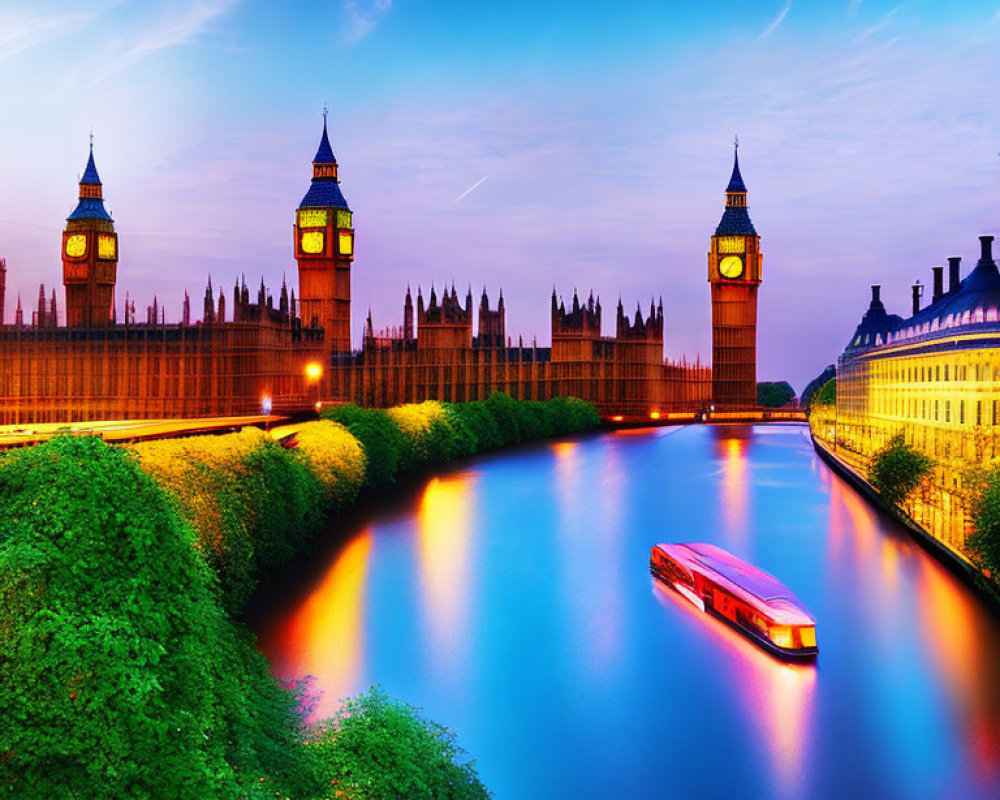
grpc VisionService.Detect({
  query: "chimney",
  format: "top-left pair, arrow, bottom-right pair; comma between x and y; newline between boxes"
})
931,266 -> 944,303
980,235 -> 995,264
948,257 -> 961,294
912,281 -> 922,316
871,284 -> 881,305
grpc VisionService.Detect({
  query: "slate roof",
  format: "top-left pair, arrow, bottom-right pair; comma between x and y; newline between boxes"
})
67,198 -> 113,221
715,206 -> 757,236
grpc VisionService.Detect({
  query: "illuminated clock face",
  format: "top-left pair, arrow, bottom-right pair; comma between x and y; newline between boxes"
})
338,231 -> 354,256
301,231 -> 325,254
98,235 -> 116,260
65,234 -> 87,258
719,255 -> 744,279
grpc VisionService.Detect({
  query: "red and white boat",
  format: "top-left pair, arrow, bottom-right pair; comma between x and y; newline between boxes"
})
650,542 -> 818,659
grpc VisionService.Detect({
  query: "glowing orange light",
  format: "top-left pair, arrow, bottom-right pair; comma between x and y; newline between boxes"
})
649,411 -> 661,420
314,400 -> 323,413
305,362 -> 323,382
611,415 -> 624,422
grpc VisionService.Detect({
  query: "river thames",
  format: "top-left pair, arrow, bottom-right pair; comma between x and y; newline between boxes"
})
250,424 -> 1000,799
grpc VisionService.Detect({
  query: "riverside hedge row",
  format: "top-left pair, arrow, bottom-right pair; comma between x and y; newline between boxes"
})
0,394 -> 599,798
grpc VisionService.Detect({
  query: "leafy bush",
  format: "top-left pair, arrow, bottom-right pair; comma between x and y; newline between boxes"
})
324,404 -> 406,490
868,434 -> 933,509
308,687 -> 491,800
293,420 -> 366,508
0,437 -> 312,799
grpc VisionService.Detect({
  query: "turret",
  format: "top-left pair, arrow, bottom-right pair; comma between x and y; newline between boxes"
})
63,138 -> 118,328
295,110 -> 354,356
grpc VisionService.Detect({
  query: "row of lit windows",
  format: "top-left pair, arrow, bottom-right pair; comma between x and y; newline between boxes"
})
874,359 -> 1000,384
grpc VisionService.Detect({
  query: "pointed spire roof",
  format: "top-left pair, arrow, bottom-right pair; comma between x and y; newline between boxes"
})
313,111 -> 337,165
726,139 -> 746,193
299,110 -> 350,211
81,140 -> 102,185
68,138 -> 112,221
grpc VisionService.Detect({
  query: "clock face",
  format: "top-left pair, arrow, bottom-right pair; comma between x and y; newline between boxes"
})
301,231 -> 325,254
65,234 -> 87,258
98,235 -> 116,260
338,230 -> 354,256
719,255 -> 744,279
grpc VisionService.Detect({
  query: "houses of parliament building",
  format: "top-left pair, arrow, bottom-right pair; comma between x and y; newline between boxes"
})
0,118 -> 767,425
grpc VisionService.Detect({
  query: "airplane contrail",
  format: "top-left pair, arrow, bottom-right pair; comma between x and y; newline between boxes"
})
454,175 -> 489,202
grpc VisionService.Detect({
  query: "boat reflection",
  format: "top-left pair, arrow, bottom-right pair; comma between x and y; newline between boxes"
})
652,578 -> 816,797
714,426 -> 751,550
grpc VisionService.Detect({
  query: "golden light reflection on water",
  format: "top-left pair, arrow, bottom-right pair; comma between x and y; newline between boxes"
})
275,529 -> 373,720
417,474 -> 475,681
653,580 -> 816,797
714,428 -> 750,549
916,556 -> 1000,776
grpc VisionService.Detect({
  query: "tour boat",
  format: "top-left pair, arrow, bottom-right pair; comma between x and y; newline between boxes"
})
650,542 -> 818,660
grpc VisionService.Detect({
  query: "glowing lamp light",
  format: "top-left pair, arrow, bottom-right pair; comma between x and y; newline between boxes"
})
261,395 -> 272,415
650,411 -> 661,420
314,400 -> 323,413
611,415 -> 624,423
305,362 -> 323,382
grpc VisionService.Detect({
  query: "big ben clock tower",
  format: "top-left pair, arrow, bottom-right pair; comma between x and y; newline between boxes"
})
62,139 -> 117,328
295,111 -> 354,357
709,140 -> 761,410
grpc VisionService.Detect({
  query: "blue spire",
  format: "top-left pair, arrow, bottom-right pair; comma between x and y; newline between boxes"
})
726,139 -> 746,193
68,137 -> 112,221
313,108 -> 336,164
81,140 -> 102,185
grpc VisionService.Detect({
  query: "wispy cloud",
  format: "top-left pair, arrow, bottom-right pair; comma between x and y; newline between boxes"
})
758,1 -> 793,41
857,5 -> 902,40
343,0 -> 392,43
0,10 -> 91,61
94,0 -> 240,81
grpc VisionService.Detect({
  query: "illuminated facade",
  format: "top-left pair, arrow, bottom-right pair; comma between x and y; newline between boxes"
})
0,119 -> 764,425
814,234 -> 1000,553
709,144 -> 762,410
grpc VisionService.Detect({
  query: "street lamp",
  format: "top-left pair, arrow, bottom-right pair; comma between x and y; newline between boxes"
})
305,362 -> 323,416
261,395 -> 272,431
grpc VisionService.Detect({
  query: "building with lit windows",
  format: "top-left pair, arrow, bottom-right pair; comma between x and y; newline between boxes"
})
813,234 -> 1000,553
0,118 -> 785,426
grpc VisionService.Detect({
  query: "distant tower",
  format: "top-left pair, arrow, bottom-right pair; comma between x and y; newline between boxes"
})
294,111 -> 354,356
403,286 -> 414,341
709,140 -> 762,409
62,138 -> 118,328
0,257 -> 6,325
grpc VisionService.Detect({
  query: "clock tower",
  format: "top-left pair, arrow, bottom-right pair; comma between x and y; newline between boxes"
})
294,112 -> 354,357
62,140 -> 117,328
708,142 -> 761,410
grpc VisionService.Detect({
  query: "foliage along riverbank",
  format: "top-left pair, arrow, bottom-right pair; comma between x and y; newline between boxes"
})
0,393 -> 599,799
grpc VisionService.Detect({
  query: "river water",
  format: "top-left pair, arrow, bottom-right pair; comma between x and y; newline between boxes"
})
249,424 -> 1000,799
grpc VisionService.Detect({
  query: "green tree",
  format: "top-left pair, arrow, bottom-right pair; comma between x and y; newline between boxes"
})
756,381 -> 797,408
868,434 -> 933,509
812,378 -> 837,407
967,468 -> 1000,580
311,687 -> 492,800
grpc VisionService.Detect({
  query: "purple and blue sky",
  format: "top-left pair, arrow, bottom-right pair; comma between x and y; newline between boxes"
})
1,1 -> 999,390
